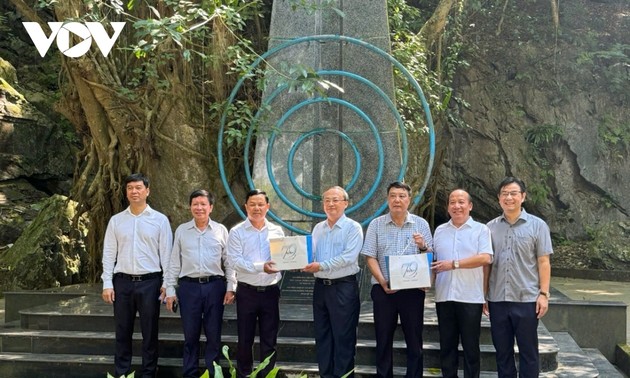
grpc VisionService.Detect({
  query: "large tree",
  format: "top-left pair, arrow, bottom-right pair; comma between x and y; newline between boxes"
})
9,0 -> 459,280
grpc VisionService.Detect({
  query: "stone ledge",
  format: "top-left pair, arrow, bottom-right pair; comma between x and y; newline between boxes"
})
553,268 -> 630,282
615,344 -> 630,378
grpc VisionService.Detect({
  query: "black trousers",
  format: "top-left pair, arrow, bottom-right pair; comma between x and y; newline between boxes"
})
489,301 -> 539,378
178,279 -> 226,378
371,285 -> 425,378
113,274 -> 162,378
235,284 -> 280,378
436,301 -> 483,378
313,278 -> 360,378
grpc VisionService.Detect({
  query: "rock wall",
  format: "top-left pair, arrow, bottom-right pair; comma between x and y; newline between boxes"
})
438,0 -> 630,267
0,49 -> 76,274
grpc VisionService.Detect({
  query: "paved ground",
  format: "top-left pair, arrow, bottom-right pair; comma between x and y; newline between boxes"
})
552,276 -> 630,343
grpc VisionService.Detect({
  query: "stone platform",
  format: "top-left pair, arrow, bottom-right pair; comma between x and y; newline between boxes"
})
1,281 -> 625,377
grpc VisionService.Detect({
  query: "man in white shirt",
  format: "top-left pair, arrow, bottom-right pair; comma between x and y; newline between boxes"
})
302,186 -> 363,378
101,173 -> 173,378
164,189 -> 236,377
227,189 -> 284,378
432,189 -> 493,378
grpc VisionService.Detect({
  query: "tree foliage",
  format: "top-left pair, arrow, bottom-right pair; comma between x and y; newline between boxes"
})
9,0 -> 465,281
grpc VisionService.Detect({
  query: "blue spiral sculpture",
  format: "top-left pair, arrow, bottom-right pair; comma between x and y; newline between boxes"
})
218,35 -> 435,234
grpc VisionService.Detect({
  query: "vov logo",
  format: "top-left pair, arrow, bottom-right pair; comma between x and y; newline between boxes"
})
23,22 -> 126,58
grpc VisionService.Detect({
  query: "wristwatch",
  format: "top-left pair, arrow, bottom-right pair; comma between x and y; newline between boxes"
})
539,291 -> 550,299
453,260 -> 460,269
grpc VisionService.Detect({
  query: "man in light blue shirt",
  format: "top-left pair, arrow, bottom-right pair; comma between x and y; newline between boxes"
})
432,189 -> 493,378
303,186 -> 363,378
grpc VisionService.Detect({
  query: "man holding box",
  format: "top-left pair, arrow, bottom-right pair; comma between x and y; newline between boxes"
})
360,181 -> 433,378
227,189 -> 284,378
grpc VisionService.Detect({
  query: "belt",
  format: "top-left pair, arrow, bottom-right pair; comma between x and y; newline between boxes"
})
316,274 -> 357,286
114,272 -> 162,282
179,275 -> 224,284
238,282 -> 278,292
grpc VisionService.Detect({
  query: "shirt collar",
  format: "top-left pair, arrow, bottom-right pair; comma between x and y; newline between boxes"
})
125,204 -> 152,216
385,212 -> 412,225
327,214 -> 348,229
500,208 -> 529,224
447,216 -> 474,229
244,218 -> 267,231
185,218 -> 212,231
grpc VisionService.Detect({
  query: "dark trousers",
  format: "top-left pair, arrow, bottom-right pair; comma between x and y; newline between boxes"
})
113,275 -> 162,378
488,301 -> 539,378
436,301 -> 483,378
371,285 -> 425,378
313,278 -> 360,378
235,284 -> 280,378
178,279 -> 226,378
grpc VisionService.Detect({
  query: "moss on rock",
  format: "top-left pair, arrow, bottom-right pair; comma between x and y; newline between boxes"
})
0,194 -> 90,291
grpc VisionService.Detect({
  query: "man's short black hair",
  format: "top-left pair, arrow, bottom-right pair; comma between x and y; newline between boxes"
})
497,177 -> 527,195
245,189 -> 269,203
387,181 -> 412,196
125,173 -> 150,188
189,189 -> 215,206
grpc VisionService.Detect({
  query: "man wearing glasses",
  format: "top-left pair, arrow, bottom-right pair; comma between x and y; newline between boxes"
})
302,186 -> 363,378
484,177 -> 553,378
360,181 -> 433,378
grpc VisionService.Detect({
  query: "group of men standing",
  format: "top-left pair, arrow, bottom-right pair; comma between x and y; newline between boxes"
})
101,173 -> 552,378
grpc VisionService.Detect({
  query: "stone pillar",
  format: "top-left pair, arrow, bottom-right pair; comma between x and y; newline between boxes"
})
253,0 -> 401,233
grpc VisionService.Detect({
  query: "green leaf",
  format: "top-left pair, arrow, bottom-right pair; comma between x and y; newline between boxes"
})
250,352 -> 275,377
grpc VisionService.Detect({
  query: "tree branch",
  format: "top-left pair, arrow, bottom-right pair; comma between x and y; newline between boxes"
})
8,0 -> 46,25
418,0 -> 457,47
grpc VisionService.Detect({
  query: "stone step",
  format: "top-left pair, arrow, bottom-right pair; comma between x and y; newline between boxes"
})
0,327 -> 523,371
0,352 -> 545,378
583,347 -> 627,377
4,293 -> 563,373
17,295 -> 494,343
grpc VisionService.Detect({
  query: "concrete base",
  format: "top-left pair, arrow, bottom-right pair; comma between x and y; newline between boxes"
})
543,298 -> 627,361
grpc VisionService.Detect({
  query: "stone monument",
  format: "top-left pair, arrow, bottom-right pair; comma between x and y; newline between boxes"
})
252,1 -> 402,302
218,1 -> 435,303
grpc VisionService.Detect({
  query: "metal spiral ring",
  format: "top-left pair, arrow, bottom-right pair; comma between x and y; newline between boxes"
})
218,35 -> 435,234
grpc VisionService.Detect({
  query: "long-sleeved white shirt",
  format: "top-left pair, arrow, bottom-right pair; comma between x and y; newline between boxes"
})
101,205 -> 173,290
227,218 -> 284,287
164,218 -> 236,297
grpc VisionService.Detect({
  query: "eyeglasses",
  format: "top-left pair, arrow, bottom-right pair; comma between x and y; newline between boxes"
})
500,191 -> 522,198
323,198 -> 347,204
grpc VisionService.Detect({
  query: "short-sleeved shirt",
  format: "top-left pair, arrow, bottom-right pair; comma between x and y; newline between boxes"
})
433,217 -> 493,304
311,214 -> 363,279
360,212 -> 433,285
486,208 -> 553,302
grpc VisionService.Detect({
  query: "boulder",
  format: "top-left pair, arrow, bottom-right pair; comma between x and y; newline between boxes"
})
0,194 -> 89,291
